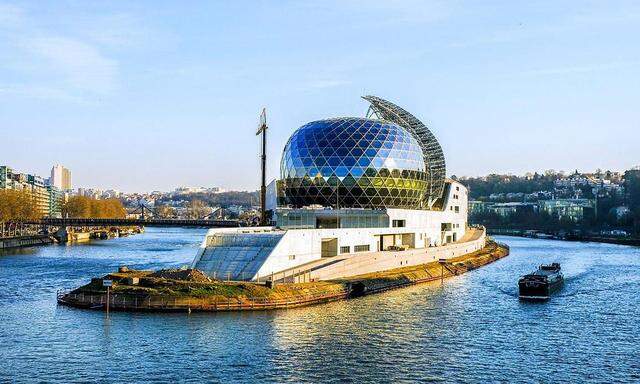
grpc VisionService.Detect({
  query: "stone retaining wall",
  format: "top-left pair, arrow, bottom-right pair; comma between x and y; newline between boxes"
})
0,235 -> 54,250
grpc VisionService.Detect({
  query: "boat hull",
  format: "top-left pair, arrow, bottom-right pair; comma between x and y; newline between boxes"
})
518,278 -> 563,300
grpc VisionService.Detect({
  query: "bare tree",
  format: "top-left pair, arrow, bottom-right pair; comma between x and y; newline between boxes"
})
186,200 -> 209,220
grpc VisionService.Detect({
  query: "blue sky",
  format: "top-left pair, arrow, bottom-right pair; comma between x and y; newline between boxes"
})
1,1 -> 638,192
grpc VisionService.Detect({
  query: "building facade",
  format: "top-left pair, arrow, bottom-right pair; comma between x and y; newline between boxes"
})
1,165 -> 62,218
538,199 -> 595,222
51,164 -> 72,191
192,96 -> 479,281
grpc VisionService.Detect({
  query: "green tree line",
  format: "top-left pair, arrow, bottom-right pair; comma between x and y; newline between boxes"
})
457,173 -> 557,200
467,169 -> 640,234
625,169 -> 640,233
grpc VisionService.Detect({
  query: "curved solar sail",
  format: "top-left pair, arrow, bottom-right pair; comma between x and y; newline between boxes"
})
362,95 -> 446,208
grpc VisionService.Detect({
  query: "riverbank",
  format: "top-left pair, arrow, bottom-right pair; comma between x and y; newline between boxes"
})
54,226 -> 143,243
488,228 -> 640,246
0,234 -> 55,250
0,226 -> 144,251
57,240 -> 509,312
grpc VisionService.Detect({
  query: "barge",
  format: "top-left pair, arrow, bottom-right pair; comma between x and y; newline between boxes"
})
518,263 -> 564,300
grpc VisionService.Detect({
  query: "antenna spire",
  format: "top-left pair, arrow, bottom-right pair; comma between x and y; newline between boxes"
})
257,108 -> 268,226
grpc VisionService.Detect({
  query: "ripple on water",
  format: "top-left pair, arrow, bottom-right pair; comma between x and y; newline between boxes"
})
0,232 -> 639,382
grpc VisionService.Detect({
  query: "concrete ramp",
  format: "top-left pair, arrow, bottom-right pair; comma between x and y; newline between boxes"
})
194,232 -> 284,280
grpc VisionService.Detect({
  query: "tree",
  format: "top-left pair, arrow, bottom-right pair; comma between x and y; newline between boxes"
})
0,190 -> 39,222
63,196 -> 126,218
186,199 -> 209,219
155,191 -> 259,208
625,169 -> 640,233
155,205 -> 175,219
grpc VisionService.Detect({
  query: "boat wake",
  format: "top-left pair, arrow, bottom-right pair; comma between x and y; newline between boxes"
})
557,280 -> 640,298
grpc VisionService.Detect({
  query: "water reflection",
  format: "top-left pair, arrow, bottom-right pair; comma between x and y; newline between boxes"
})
0,231 -> 639,382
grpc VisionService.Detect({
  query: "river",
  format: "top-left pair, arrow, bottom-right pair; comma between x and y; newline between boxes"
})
1,228 -> 638,383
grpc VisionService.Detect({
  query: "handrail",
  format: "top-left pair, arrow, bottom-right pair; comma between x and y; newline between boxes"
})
56,288 -> 350,311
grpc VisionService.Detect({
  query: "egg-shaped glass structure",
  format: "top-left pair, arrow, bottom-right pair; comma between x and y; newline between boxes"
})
281,117 -> 429,209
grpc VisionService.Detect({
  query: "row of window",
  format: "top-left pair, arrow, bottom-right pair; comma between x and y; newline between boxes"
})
441,222 -> 462,231
339,244 -> 371,254
354,244 -> 370,252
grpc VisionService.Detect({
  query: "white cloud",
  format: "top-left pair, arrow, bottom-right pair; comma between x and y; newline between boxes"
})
24,36 -> 118,94
0,3 -> 127,102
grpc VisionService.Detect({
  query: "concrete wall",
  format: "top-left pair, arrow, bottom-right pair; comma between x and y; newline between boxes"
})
0,235 -> 53,250
193,180 -> 472,281
307,229 -> 485,281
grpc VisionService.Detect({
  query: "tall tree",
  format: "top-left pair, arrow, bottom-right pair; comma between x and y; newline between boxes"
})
186,199 -> 209,220
155,205 -> 175,219
624,169 -> 640,233
0,190 -> 39,221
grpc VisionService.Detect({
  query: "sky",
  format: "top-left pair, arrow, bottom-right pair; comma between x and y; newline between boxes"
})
1,1 -> 639,192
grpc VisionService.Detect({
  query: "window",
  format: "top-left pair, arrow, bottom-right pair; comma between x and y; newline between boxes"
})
288,255 -> 296,260
456,186 -> 460,191
340,246 -> 350,254
392,219 -> 406,227
354,244 -> 370,252
455,206 -> 460,213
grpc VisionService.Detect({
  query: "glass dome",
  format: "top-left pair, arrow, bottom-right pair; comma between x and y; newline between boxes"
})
280,117 -> 429,209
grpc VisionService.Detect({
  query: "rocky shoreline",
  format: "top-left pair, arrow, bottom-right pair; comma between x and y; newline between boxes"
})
57,241 -> 510,312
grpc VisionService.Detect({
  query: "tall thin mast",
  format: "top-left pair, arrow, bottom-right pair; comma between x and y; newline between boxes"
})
256,108 -> 268,226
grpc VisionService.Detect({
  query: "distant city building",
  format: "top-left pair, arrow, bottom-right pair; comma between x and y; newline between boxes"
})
468,201 -> 536,218
50,164 -> 72,191
468,200 -> 487,215
524,191 -> 553,202
173,186 -> 223,195
611,206 -> 631,219
76,188 -> 103,199
102,189 -> 121,199
47,185 -> 63,218
0,165 -> 62,217
76,187 -> 125,200
538,199 -> 595,222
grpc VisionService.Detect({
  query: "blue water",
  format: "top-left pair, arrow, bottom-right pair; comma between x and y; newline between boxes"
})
1,229 -> 639,383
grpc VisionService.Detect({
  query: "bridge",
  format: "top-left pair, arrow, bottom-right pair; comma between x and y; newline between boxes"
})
26,218 -> 242,228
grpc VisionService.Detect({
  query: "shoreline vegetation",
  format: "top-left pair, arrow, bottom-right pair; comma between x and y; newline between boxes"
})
1,193 -> 136,249
488,228 -> 640,246
460,169 -> 640,236
58,240 -> 510,312
0,225 -> 143,251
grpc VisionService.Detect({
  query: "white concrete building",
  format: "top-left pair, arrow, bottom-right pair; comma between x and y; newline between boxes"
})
192,96 -> 483,281
50,164 -> 72,191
